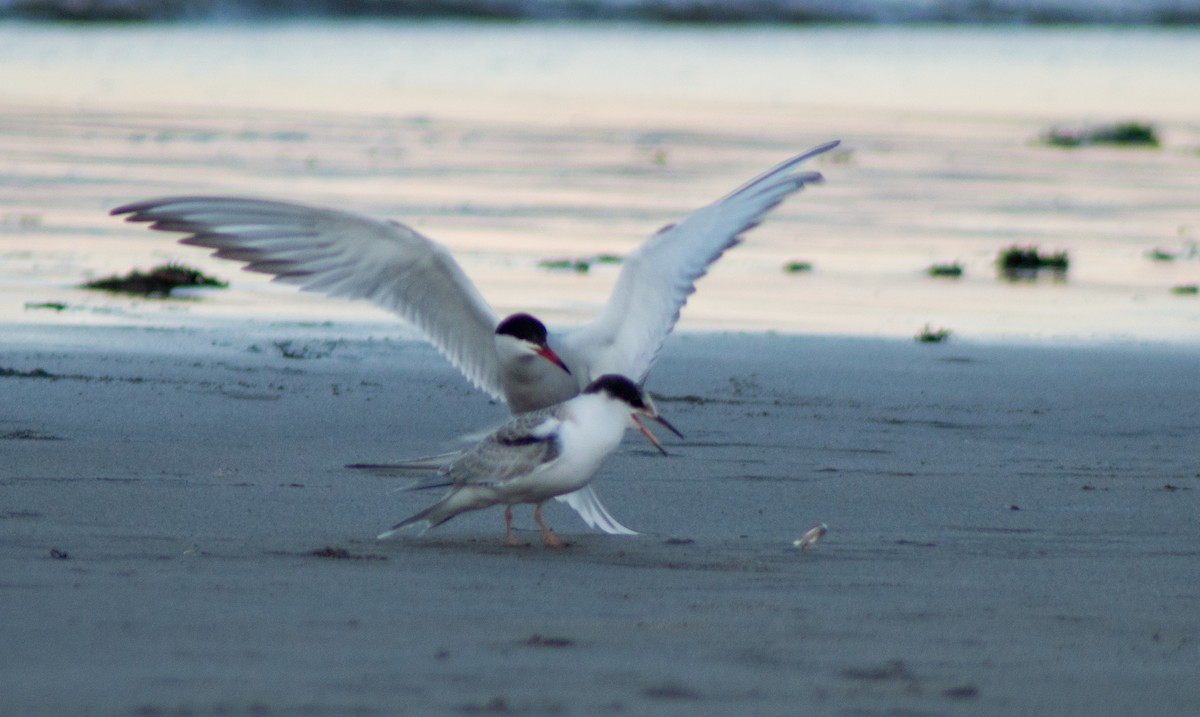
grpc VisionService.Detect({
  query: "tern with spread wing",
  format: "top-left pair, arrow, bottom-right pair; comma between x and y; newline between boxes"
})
111,140 -> 837,534
377,374 -> 680,547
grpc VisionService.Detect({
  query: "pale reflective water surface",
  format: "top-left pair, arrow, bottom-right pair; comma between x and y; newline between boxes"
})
2,22 -> 1198,343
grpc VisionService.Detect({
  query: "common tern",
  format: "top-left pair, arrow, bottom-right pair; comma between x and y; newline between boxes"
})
111,140 -> 837,533
377,374 -> 680,547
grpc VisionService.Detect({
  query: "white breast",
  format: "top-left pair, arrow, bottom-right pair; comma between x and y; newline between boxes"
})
505,393 -> 629,503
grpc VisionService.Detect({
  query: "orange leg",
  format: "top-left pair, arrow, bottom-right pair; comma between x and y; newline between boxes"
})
534,502 -> 565,548
504,505 -> 522,547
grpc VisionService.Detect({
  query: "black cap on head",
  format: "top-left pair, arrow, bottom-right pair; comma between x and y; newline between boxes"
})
584,374 -> 646,408
495,313 -> 548,345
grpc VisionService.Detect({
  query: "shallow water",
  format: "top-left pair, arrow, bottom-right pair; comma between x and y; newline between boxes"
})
1,22 -> 1198,343
4,22 -> 1200,118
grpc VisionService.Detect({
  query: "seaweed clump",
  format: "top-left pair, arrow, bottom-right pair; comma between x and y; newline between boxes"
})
1043,122 -> 1160,148
997,246 -> 1069,280
1146,243 -> 1199,263
927,262 -> 963,278
916,325 -> 952,344
82,263 -> 227,297
537,254 -> 622,274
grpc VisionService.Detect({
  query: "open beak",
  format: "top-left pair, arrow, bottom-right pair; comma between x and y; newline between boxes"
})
535,346 -> 571,375
630,400 -> 683,456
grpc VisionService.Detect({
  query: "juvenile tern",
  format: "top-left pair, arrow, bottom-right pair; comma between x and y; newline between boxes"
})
111,141 -> 837,533
377,374 -> 680,547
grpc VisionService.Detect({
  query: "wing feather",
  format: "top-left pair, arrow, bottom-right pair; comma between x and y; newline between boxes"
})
112,197 -> 504,399
560,141 -> 838,382
554,485 -> 639,535
446,410 -> 562,486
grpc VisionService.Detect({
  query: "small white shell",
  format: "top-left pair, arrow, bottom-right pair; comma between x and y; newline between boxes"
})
793,523 -> 828,551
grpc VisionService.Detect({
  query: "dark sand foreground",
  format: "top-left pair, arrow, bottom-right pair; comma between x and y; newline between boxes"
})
2,324 -> 1197,716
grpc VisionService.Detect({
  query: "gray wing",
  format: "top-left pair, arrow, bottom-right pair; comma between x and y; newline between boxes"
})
559,141 -> 838,383
349,441 -> 636,534
111,196 -> 504,400
446,409 -> 563,486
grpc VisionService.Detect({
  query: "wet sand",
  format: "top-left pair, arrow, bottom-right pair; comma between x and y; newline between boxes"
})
3,324 -> 1198,716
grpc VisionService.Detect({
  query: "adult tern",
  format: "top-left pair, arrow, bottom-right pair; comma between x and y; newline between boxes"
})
377,374 -> 681,547
111,140 -> 837,533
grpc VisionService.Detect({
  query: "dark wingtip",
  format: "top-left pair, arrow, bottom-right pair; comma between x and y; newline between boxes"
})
109,198 -> 163,219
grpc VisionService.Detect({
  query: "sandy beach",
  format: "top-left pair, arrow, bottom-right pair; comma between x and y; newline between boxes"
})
2,19 -> 1199,717
3,323 -> 1198,716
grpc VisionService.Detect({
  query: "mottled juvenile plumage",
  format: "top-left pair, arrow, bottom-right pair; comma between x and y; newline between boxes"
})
379,375 -> 681,547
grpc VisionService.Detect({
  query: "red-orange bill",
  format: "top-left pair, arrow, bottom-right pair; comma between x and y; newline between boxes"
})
536,347 -> 571,375
631,413 -> 683,455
